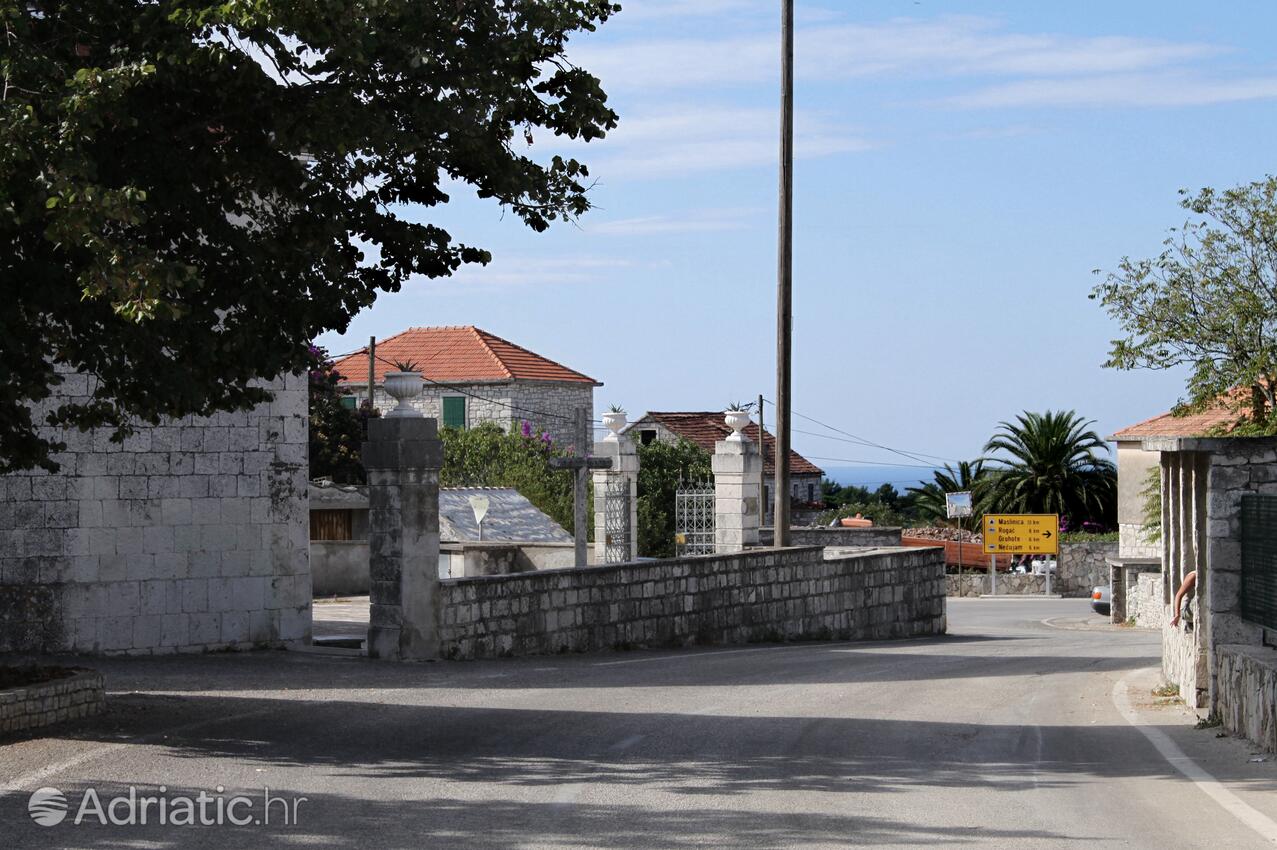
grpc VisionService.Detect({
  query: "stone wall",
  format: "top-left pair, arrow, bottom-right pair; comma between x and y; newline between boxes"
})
1215,644 -> 1277,753
759,526 -> 903,548
0,372 -> 311,654
947,573 -> 1051,597
1057,541 -> 1119,597
310,541 -> 369,596
368,384 -> 512,433
0,669 -> 104,736
437,545 -> 946,660
1131,571 -> 1165,629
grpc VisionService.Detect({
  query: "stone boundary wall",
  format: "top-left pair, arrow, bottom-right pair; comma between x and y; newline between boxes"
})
759,527 -> 903,548
1215,644 -> 1277,753
0,670 -> 104,736
947,573 -> 1052,597
1057,542 -> 1118,597
438,546 -> 946,660
1164,607 -> 1206,711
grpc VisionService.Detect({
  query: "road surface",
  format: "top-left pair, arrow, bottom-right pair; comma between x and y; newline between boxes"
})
3,598 -> 1276,848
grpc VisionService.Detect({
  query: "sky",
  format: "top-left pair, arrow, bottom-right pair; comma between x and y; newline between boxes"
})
316,0 -> 1277,473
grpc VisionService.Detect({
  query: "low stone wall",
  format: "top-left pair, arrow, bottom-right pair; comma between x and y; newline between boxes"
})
0,669 -> 104,735
1057,541 -> 1118,597
1215,644 -> 1277,752
759,526 -> 903,548
438,545 -> 946,660
1131,572 -> 1165,629
947,573 -> 1051,597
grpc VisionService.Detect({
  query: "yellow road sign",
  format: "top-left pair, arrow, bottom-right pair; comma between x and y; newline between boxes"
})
982,514 -> 1059,555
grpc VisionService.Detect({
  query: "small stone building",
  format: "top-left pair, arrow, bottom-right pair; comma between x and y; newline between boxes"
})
0,372 -> 311,654
625,411 -> 825,514
331,326 -> 600,449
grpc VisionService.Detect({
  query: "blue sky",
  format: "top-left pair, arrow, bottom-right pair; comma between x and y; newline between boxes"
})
316,1 -> 1277,470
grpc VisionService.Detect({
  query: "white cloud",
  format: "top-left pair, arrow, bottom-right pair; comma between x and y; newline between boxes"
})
572,16 -> 1221,92
590,207 -> 763,235
427,255 -> 634,292
946,73 -> 1277,109
571,106 -> 870,180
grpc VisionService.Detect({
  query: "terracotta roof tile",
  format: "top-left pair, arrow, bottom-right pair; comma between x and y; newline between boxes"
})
331,326 -> 600,386
1110,388 -> 1251,439
636,411 -> 824,476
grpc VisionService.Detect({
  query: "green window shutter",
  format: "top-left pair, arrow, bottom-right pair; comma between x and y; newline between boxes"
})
339,395 -> 357,411
442,396 -> 466,429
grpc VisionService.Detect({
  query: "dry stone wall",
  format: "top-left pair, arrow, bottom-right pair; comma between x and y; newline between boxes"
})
1215,644 -> 1277,753
0,372 -> 311,654
438,545 -> 946,660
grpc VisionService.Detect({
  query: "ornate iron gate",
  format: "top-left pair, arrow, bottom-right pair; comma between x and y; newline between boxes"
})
675,481 -> 715,556
603,476 -> 632,564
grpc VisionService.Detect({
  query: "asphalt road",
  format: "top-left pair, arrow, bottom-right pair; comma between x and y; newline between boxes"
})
3,597 -> 1277,848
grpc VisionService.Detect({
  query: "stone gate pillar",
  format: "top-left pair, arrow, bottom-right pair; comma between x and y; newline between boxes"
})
362,417 -> 443,660
593,433 -> 639,563
714,430 -> 762,553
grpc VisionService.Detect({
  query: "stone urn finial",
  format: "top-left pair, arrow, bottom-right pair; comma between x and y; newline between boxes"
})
383,363 -> 425,418
601,406 -> 627,442
724,407 -> 751,442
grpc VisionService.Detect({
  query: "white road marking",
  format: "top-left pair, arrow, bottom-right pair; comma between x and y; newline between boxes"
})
593,636 -> 938,668
608,734 -> 645,752
1113,669 -> 1277,844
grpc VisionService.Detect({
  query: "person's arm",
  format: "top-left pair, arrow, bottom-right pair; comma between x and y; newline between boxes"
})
1169,570 -> 1197,627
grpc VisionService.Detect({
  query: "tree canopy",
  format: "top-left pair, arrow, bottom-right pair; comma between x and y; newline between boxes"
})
1092,177 -> 1277,430
1,0 -> 618,472
981,410 -> 1116,527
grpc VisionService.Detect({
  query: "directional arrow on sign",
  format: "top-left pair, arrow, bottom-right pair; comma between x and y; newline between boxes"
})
1042,531 -> 1053,539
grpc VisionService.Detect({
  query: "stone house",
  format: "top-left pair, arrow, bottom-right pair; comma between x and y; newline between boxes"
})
624,411 -> 825,513
0,372 -> 311,655
1108,398 -> 1245,627
331,326 -> 600,449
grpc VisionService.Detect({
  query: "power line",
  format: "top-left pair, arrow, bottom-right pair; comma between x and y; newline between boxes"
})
803,454 -> 939,470
762,398 -> 961,465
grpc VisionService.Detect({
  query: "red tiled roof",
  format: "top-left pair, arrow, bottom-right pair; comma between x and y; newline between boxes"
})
1110,388 -> 1250,439
636,412 -> 824,476
331,326 -> 600,386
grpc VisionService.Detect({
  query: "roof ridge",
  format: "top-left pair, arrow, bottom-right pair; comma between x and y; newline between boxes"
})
470,327 -> 515,381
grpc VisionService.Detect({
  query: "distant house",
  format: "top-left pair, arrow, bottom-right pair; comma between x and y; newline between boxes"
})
309,482 -> 578,593
1109,396 -> 1244,560
332,326 -> 601,448
625,411 -> 825,513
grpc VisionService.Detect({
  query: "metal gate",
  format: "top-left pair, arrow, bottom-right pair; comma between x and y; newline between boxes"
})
675,481 -> 715,556
603,476 -> 632,564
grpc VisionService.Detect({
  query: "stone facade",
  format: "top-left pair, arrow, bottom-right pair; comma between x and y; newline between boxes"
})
1130,571 -> 1165,629
361,380 -> 594,450
1114,440 -> 1162,559
437,545 -> 946,661
0,669 -> 104,736
0,373 -> 311,654
1215,644 -> 1277,753
713,438 -> 761,553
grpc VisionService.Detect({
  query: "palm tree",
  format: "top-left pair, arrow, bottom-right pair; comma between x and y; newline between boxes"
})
981,410 -> 1116,527
907,460 -> 990,532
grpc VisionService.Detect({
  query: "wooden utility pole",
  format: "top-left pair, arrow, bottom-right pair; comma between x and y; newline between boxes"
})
367,335 -> 376,410
757,393 -> 767,529
774,0 -> 794,547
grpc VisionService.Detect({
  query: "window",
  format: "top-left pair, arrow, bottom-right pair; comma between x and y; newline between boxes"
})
442,396 -> 466,429
640,429 -> 657,446
339,395 -> 358,411
807,483 -> 815,503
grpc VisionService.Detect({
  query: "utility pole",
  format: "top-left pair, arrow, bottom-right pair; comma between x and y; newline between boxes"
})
367,335 -> 376,410
757,393 -> 766,529
774,0 -> 794,547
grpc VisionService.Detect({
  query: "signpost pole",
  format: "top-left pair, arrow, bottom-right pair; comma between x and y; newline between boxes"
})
990,554 -> 996,595
1045,551 -> 1052,596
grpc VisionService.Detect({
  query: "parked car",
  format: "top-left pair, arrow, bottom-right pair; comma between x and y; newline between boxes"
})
1091,586 -> 1111,616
